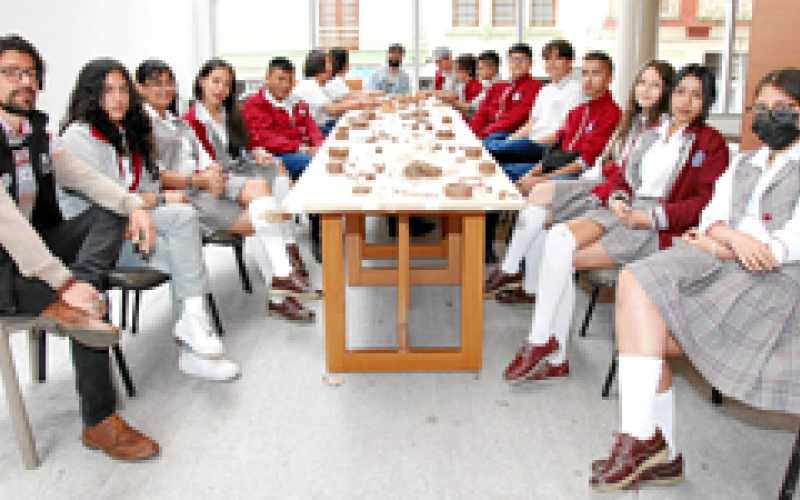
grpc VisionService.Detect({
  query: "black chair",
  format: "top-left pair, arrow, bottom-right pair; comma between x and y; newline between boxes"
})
202,231 -> 253,294
781,428 -> 800,499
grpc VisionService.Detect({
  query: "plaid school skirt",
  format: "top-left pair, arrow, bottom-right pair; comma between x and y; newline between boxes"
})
549,179 -> 603,222
582,198 -> 660,265
627,240 -> 800,413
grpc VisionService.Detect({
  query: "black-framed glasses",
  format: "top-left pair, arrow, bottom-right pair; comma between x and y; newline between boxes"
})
0,66 -> 38,82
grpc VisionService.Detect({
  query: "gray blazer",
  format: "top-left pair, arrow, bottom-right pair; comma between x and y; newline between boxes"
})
58,122 -> 158,219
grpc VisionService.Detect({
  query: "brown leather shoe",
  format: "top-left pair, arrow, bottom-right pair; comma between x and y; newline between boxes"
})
484,268 -> 522,294
590,429 -> 669,492
286,243 -> 309,279
82,414 -> 160,461
495,288 -> 536,305
271,271 -> 322,300
524,360 -> 569,381
41,299 -> 119,349
267,297 -> 316,322
503,336 -> 559,382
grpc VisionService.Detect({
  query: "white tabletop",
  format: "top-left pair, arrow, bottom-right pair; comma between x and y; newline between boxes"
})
282,99 -> 525,213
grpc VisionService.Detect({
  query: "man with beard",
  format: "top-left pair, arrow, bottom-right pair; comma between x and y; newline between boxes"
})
366,43 -> 411,96
0,34 -> 160,461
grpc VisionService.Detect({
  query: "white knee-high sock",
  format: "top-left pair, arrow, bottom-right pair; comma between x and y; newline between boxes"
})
654,388 -> 676,458
247,235 -> 273,285
522,231 -> 546,294
501,205 -> 548,275
527,224 -> 576,345
548,275 -> 575,364
282,220 -> 297,245
618,355 -> 662,440
273,175 -> 291,204
248,196 -> 292,278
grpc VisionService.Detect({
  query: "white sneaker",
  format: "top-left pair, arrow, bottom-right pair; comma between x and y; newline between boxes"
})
178,350 -> 241,381
174,311 -> 224,358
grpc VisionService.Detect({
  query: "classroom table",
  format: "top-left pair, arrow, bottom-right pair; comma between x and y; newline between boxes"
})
282,98 -> 525,372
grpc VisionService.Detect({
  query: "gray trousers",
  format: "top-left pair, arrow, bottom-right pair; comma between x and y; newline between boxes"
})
117,203 -> 210,302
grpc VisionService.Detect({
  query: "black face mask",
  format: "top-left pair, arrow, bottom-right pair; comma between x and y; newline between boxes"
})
387,59 -> 401,68
752,109 -> 800,151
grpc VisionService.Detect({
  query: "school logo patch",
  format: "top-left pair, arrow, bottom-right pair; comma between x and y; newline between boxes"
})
586,122 -> 594,133
691,150 -> 705,168
512,92 -> 521,101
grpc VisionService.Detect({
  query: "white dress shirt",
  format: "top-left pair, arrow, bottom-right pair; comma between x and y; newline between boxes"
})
636,118 -> 687,198
700,142 -> 800,264
324,75 -> 351,102
528,77 -> 583,143
292,78 -> 333,125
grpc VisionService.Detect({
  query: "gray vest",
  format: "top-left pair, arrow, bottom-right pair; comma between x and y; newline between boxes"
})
624,123 -> 696,198
731,151 -> 800,280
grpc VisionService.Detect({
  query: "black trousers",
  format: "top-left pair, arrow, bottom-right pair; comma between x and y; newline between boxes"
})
13,206 -> 127,426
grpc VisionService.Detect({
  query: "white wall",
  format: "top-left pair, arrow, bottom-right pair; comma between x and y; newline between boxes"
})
0,0 -> 211,122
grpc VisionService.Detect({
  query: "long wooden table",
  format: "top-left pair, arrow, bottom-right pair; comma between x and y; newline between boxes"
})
282,100 -> 524,372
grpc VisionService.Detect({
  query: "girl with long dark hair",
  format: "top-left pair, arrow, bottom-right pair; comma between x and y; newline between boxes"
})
502,64 -> 730,387
591,67 -> 800,492
487,60 -> 676,304
179,58 -> 318,322
58,58 -> 240,381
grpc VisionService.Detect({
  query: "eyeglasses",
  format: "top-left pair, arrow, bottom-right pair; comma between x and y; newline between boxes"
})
0,66 -> 38,83
746,103 -> 799,114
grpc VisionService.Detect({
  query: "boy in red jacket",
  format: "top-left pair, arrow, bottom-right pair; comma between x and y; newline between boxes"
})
469,43 -> 542,141
241,57 -> 323,181
515,51 -> 621,191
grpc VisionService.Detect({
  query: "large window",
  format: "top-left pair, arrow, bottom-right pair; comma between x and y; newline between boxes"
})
319,0 -> 359,50
453,0 -> 480,27
492,0 -> 517,27
529,0 -> 555,27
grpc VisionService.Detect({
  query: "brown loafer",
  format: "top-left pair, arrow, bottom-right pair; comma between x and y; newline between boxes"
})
590,429 -> 669,492
503,336 -> 559,382
82,414 -> 160,461
267,297 -> 316,322
271,271 -> 322,300
484,268 -> 522,294
41,299 -> 119,348
495,288 -> 536,305
524,360 -> 569,381
286,243 -> 309,279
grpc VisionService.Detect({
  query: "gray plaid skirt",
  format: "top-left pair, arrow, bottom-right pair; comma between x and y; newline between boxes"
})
549,179 -> 602,222
627,240 -> 800,413
582,198 -> 660,265
189,161 -> 277,234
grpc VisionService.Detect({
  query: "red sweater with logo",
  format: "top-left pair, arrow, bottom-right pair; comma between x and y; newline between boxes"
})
556,90 -> 621,168
240,88 -> 323,154
469,74 -> 542,138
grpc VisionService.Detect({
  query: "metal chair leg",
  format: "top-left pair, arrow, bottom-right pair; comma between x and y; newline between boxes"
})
111,345 -> 136,398
711,386 -> 723,406
120,289 -> 128,330
0,329 -> 40,468
233,240 -> 253,294
579,285 -> 601,338
131,290 -> 141,335
27,329 -> 46,383
206,293 -> 225,337
780,427 -> 800,500
602,350 -> 618,399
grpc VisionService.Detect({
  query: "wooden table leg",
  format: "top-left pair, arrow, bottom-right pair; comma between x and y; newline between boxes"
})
322,214 -> 346,372
460,214 -> 485,370
345,215 -> 364,284
397,215 -> 410,352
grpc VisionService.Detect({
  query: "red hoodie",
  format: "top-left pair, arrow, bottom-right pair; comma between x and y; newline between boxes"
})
240,87 -> 323,154
469,74 -> 541,138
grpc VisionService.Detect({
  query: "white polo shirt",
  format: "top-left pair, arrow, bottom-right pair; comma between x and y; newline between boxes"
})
528,77 -> 583,143
293,78 -> 333,126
